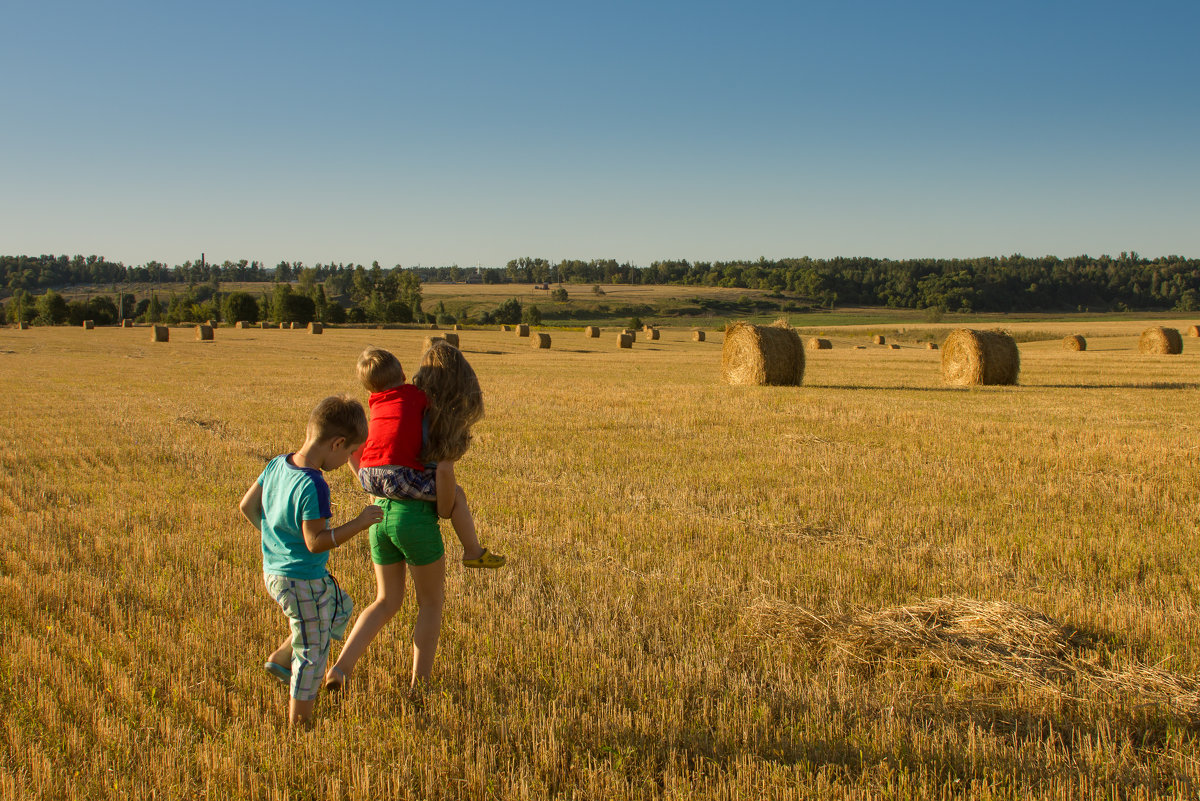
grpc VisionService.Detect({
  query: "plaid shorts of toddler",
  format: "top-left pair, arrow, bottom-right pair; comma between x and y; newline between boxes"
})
358,465 -> 437,502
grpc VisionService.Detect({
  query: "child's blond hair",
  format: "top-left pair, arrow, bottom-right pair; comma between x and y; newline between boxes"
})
356,347 -> 406,393
412,341 -> 483,463
307,395 -> 369,445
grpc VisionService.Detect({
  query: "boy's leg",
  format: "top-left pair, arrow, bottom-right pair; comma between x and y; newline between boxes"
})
267,636 -> 292,669
328,560 -> 407,684
276,577 -> 338,723
289,697 -> 316,727
407,556 -> 446,690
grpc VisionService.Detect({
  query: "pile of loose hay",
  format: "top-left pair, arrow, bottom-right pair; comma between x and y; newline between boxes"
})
721,320 -> 804,386
151,326 -> 169,343
516,324 -> 530,337
1062,334 -> 1086,351
617,333 -> 633,349
195,324 -> 214,341
1139,326 -> 1182,354
531,332 -> 551,349
584,326 -> 600,338
693,330 -> 705,342
806,337 -> 832,350
940,329 -> 1019,386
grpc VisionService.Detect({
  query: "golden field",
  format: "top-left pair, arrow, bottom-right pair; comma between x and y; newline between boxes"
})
1,320 -> 1199,800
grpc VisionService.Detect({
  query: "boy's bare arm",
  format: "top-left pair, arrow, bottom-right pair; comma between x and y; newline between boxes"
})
239,482 -> 263,528
301,504 -> 384,554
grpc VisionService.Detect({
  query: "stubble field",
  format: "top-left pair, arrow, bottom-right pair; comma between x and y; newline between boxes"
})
1,320 -> 1199,800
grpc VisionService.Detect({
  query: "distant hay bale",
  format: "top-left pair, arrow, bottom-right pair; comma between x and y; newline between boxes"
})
308,322 -> 323,334
120,319 -> 133,328
278,323 -> 286,329
940,329 -> 1019,386
693,330 -> 705,342
584,326 -> 600,338
423,336 -> 444,351
17,321 -> 30,330
888,343 -> 901,350
453,324 -> 462,331
1188,325 -> 1200,337
854,345 -> 866,350
1062,334 -> 1086,351
500,325 -> 511,332
443,333 -> 459,347
622,329 -> 637,342
290,322 -> 301,330
516,324 -> 530,337
1139,326 -> 1182,355
235,321 -> 248,329
872,334 -> 885,345
645,328 -> 660,340
259,322 -> 270,329
642,325 -> 653,332
806,337 -> 832,350
195,324 -> 214,341
531,332 -> 551,349
82,320 -> 94,330
429,323 -> 439,330
617,333 -> 633,349
721,320 -> 804,386
925,342 -> 938,350
151,325 -> 169,343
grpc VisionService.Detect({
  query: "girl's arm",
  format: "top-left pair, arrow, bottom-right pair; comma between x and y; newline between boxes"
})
435,461 -> 457,519
238,482 -> 263,528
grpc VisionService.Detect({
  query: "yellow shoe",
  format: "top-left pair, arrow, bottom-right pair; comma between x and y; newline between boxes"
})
463,548 -> 506,569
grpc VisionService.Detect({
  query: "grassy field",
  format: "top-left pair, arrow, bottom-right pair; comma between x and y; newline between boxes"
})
2,320 -> 1199,799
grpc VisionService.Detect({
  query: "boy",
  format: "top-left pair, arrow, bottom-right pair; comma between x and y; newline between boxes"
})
238,395 -> 383,726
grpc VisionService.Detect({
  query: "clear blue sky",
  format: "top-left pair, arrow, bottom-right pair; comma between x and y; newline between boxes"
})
2,0 -> 1196,268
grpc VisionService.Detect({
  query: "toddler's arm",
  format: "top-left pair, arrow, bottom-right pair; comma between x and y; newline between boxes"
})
301,504 -> 384,554
238,482 -> 263,528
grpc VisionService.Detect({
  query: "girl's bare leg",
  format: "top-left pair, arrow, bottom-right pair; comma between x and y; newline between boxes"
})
407,556 -> 446,690
327,560 -> 407,685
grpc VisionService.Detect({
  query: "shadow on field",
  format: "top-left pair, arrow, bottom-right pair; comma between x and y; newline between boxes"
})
807,384 -> 971,392
1031,382 -> 1200,390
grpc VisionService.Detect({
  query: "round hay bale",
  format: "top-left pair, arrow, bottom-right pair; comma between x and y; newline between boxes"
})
1187,325 -> 1200,337
940,329 -> 1020,386
617,333 -> 633,349
443,333 -> 459,347
120,319 -> 133,328
693,330 -> 705,342
308,322 -> 323,334
453,324 -> 462,331
645,328 -> 660,341
516,324 -> 530,337
151,325 -> 169,342
925,342 -> 938,350
584,326 -> 600,338
721,321 -> 804,386
429,323 -> 439,330
1062,334 -> 1086,351
235,321 -> 248,329
500,325 -> 511,332
18,321 -> 30,330
853,345 -> 867,350
531,332 -> 551,349
423,336 -> 444,351
1139,326 -> 1182,355
888,343 -> 901,350
205,319 -> 215,328
195,324 -> 214,341
82,320 -> 94,330
622,329 -> 637,342
806,337 -> 832,350
872,334 -> 885,345
642,325 -> 653,332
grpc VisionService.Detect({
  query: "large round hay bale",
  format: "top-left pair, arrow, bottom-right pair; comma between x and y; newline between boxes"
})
121,319 -> 133,328
500,325 -> 511,332
82,320 -> 94,330
195,324 -> 214,341
806,337 -> 832,350
872,334 -> 885,345
151,325 -> 169,342
516,324 -> 530,337
622,329 -> 637,342
308,322 -> 323,334
645,328 -> 660,341
1187,325 -> 1200,337
617,333 -> 633,349
423,335 -> 444,351
693,330 -> 705,342
1139,326 -> 1182,354
925,342 -> 938,350
721,321 -> 804,386
1062,334 -> 1086,351
584,326 -> 600,338
443,333 -> 459,347
531,332 -> 551,349
940,329 -> 1019,386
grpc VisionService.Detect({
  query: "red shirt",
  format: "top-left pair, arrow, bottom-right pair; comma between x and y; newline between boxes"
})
358,385 -> 428,470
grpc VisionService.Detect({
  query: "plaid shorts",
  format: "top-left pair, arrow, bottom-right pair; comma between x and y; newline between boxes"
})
264,574 -> 353,701
358,465 -> 437,502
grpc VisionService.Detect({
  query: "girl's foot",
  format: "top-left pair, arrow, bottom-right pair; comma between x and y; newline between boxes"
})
324,665 -> 349,693
462,547 -> 506,569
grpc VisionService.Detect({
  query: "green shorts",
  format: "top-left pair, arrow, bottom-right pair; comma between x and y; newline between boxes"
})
369,498 -> 443,566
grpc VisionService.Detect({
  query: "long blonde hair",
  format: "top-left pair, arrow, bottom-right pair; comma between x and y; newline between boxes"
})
412,340 -> 484,463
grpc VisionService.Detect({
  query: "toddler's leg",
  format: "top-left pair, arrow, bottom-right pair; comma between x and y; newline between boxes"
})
449,485 -> 485,561
327,561 -> 407,688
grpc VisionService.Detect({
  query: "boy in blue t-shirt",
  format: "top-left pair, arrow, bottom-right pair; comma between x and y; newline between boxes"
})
238,395 -> 383,726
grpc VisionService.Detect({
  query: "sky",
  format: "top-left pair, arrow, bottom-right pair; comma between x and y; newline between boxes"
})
1,0 -> 1197,268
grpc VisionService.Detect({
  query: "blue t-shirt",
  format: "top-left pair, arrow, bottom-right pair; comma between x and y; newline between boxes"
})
258,454 -> 332,580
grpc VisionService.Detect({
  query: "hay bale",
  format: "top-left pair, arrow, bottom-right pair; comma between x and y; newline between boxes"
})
531,332 -> 551,349
443,333 -> 459,347
516,324 -> 530,337
806,337 -> 832,350
584,326 -> 600,338
721,320 -> 804,386
693,330 -> 705,342
622,329 -> 637,342
645,328 -> 660,340
1139,326 -> 1182,355
423,336 -> 444,351
1062,334 -> 1086,351
642,325 -> 653,333
617,333 -> 633,349
853,345 -> 866,350
235,321 -> 248,329
308,322 -> 323,334
453,324 -> 462,331
205,319 -> 215,328
1188,325 -> 1200,337
82,320 -> 94,330
500,325 -> 511,332
17,321 -> 29,330
151,325 -> 169,342
925,342 -> 938,350
195,324 -> 214,341
940,329 -> 1019,386
888,343 -> 901,350
872,334 -> 885,345
429,323 -> 439,330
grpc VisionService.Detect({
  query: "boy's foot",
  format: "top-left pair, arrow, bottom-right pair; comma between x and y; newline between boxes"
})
462,548 -> 505,569
264,661 -> 290,684
323,665 -> 348,694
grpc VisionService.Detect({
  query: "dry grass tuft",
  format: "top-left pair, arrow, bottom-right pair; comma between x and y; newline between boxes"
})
722,320 -> 804,386
941,328 -> 1019,386
1139,326 -> 1182,355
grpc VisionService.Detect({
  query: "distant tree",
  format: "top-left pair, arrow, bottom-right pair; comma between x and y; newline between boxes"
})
36,290 -> 69,325
551,287 -> 568,302
592,285 -> 605,295
493,298 -> 522,325
629,315 -> 642,330
522,304 -> 542,325
146,294 -> 163,323
5,289 -> 33,324
223,291 -> 260,324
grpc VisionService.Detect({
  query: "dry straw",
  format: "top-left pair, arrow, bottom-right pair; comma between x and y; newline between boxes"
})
309,322 -> 323,334
693,330 -> 705,342
584,326 -> 600,338
617,333 -> 633,349
1139,326 -> 1182,354
151,326 -> 169,342
516,324 -> 530,337
721,320 -> 804,386
82,320 -> 94,330
806,337 -> 832,350
1062,334 -> 1086,351
872,334 -> 885,345
940,328 -> 1019,386
531,332 -> 551,349
195,324 -> 214,341
1188,325 -> 1200,337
